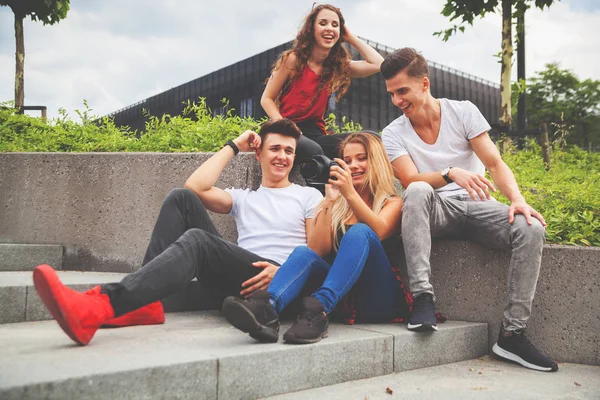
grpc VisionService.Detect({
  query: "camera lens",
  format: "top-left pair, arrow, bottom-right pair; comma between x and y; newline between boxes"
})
299,159 -> 322,181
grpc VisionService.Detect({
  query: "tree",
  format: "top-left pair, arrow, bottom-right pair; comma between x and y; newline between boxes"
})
526,63 -> 600,147
435,0 -> 556,127
0,0 -> 70,108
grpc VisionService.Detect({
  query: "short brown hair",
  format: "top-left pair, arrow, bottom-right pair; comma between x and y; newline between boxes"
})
258,118 -> 301,147
381,48 -> 429,80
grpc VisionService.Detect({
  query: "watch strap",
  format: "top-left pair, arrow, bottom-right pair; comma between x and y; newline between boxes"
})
225,140 -> 239,155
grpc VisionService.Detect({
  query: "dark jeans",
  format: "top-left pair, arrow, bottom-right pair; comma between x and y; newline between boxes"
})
295,120 -> 351,162
101,188 -> 273,317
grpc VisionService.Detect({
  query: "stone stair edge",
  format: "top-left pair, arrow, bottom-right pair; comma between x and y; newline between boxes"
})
0,312 -> 489,400
0,243 -> 64,272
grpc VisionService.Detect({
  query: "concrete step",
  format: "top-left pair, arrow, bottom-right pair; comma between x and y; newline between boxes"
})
0,244 -> 63,271
264,356 -> 600,400
0,312 -> 487,400
0,271 -> 217,324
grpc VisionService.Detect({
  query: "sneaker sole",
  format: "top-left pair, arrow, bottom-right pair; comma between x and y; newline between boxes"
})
222,297 -> 279,343
283,329 -> 329,344
33,265 -> 89,345
492,343 -> 557,372
407,322 -> 438,332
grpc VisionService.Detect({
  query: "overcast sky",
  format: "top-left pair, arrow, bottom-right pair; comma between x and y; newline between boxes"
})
1,0 -> 599,120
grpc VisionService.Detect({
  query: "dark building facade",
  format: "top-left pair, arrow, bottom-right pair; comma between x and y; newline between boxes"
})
108,38 -> 500,132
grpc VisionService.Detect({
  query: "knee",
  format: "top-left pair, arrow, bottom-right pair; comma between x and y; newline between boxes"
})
346,223 -> 376,238
182,228 -> 211,245
512,216 -> 546,246
297,136 -> 324,160
164,187 -> 196,204
290,245 -> 318,259
402,182 -> 435,204
342,223 -> 378,246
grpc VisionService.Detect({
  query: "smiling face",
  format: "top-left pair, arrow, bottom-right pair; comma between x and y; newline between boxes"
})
385,69 -> 430,117
313,8 -> 341,50
342,142 -> 369,189
256,133 -> 296,187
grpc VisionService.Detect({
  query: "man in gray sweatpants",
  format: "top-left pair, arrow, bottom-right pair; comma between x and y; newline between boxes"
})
380,47 -> 557,372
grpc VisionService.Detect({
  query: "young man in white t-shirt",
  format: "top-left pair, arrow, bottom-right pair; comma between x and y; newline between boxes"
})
32,119 -> 322,346
380,48 -> 557,372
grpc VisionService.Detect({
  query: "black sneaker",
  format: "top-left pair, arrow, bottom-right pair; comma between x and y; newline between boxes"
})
283,296 -> 328,344
407,293 -> 438,332
222,290 -> 279,343
492,327 -> 558,372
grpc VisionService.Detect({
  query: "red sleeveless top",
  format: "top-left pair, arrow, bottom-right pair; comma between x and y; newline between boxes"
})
279,66 -> 331,135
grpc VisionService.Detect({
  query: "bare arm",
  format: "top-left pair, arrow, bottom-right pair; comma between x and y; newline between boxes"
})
307,198 -> 336,257
184,130 -> 260,214
331,160 -> 402,240
345,27 -> 384,78
260,53 -> 296,121
470,133 -> 546,226
391,151 -> 498,202
391,155 -> 449,189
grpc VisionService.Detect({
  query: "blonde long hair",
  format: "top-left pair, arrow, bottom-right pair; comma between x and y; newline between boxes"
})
317,132 -> 397,251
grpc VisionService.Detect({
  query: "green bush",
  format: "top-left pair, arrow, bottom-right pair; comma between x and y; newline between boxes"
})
491,140 -> 600,246
1,100 -> 597,246
0,98 -> 361,153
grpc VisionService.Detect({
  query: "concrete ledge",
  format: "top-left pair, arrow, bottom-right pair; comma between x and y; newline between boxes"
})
355,321 -> 488,372
0,153 -> 271,273
1,153 -> 598,366
0,244 -> 63,271
1,312 -> 485,400
0,272 -> 221,323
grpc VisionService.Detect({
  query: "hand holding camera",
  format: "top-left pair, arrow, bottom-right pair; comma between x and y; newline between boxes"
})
328,158 -> 356,199
300,155 -> 356,199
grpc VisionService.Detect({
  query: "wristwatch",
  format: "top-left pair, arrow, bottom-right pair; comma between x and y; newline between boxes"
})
441,167 -> 453,184
224,140 -> 239,155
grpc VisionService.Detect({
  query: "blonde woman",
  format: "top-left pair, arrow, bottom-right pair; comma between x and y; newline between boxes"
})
223,132 -> 411,343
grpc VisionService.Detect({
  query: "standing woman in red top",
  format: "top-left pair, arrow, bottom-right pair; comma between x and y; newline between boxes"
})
261,4 -> 384,161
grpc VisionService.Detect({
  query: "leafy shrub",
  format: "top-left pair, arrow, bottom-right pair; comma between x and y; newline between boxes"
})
0,99 -> 360,153
491,139 -> 600,246
1,100 -> 597,246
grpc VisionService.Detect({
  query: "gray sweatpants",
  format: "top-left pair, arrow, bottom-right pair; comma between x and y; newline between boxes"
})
401,181 -> 546,331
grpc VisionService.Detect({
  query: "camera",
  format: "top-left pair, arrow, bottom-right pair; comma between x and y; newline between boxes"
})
299,155 -> 340,184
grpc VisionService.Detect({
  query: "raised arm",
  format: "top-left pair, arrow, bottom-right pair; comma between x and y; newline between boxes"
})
345,27 -> 384,78
260,52 -> 297,121
184,130 -> 261,214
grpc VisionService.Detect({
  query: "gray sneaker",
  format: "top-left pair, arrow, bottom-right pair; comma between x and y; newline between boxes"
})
492,327 -> 558,372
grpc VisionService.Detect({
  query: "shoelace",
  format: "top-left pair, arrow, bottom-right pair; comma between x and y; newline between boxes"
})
298,308 -> 323,327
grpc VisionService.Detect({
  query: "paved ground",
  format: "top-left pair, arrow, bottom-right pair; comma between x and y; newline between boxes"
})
264,356 -> 600,400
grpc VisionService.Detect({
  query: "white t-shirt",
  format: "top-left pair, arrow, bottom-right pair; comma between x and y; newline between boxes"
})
382,98 -> 491,197
225,183 -> 322,265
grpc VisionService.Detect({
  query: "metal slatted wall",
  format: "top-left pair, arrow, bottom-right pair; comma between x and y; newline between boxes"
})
108,39 -> 500,133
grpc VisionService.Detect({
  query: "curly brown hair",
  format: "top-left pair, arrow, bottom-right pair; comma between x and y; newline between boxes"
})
271,4 -> 352,103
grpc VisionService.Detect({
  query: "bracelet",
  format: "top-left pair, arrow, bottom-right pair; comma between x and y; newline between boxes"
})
225,140 -> 239,155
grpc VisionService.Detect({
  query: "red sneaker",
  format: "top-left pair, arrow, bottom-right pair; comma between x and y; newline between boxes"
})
85,286 -> 165,328
33,265 -> 114,345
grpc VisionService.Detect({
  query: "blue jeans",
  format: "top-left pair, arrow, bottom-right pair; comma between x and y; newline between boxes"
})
267,223 -> 404,322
